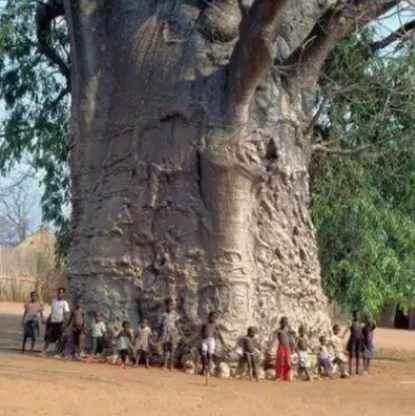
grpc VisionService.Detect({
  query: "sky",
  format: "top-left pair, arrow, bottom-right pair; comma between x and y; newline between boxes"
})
0,3 -> 414,235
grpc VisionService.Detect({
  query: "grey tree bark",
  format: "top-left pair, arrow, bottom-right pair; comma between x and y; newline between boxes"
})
61,0 -> 398,349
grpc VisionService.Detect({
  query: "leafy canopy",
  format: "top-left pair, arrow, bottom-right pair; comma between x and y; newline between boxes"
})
311,28 -> 415,319
0,0 -> 69,258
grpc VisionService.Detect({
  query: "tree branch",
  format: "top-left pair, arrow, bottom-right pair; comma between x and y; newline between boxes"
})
312,143 -> 373,155
35,0 -> 70,84
368,19 -> 415,53
225,0 -> 290,127
282,0 -> 404,85
312,137 -> 394,156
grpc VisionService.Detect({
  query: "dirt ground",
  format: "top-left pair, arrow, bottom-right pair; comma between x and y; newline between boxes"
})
1,302 -> 415,416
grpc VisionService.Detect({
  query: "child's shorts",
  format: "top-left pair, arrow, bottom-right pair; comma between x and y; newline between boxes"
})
318,356 -> 332,374
298,351 -> 311,369
201,337 -> 216,355
23,320 -> 37,339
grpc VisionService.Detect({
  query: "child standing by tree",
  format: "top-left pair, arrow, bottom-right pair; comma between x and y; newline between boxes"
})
66,298 -> 86,358
346,310 -> 363,376
275,317 -> 292,381
41,287 -> 70,356
241,326 -> 260,382
21,291 -> 43,353
90,312 -> 106,356
362,321 -> 376,374
115,321 -> 134,369
160,298 -> 181,371
135,319 -> 152,369
295,325 -> 311,381
199,311 -> 227,376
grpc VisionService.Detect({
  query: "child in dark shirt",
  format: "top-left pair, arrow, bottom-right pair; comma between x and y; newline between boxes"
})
346,310 -> 363,376
241,327 -> 260,382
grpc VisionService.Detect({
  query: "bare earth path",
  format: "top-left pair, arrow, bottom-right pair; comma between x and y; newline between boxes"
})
1,302 -> 415,416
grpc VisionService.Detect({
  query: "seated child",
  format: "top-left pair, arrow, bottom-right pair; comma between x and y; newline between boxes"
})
135,319 -> 152,369
241,327 -> 260,382
362,321 -> 376,374
295,325 -> 311,381
318,335 -> 332,378
115,321 -> 134,369
330,324 -> 349,378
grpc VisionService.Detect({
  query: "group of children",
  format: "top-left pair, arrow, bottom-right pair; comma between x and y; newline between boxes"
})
21,289 -> 377,381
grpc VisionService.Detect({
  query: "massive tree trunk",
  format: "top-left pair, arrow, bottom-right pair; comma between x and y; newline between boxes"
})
62,0 -> 394,348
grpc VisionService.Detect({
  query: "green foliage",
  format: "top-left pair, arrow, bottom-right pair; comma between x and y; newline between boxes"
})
312,29 -> 415,319
0,0 -> 70,260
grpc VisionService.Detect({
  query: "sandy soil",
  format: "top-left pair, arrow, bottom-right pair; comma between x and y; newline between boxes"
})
1,302 -> 415,416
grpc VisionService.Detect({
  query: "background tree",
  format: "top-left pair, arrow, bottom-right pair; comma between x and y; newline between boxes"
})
0,173 -> 39,245
0,0 -> 70,257
1,0 -> 415,345
311,27 -> 415,320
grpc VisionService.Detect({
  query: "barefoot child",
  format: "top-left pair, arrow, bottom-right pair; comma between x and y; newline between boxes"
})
295,325 -> 311,381
318,335 -> 332,378
200,311 -> 227,376
115,321 -> 134,368
21,292 -> 43,353
66,298 -> 86,358
346,310 -> 363,376
275,317 -> 292,381
160,298 -> 181,370
42,287 -> 70,355
241,327 -> 260,382
90,312 -> 106,356
331,324 -> 349,378
135,319 -> 152,369
362,321 -> 376,374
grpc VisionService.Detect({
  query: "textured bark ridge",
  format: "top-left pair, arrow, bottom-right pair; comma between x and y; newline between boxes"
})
64,0 -> 342,349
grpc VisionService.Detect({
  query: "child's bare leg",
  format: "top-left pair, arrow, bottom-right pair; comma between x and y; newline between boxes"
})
42,342 -> 49,353
30,338 -> 36,352
252,359 -> 259,382
144,351 -> 150,369
304,367 -> 311,381
246,355 -> 253,381
163,345 -> 169,369
170,346 -> 175,371
366,358 -> 371,373
339,362 -> 347,377
356,352 -> 361,375
348,353 -> 353,376
201,351 -> 207,375
21,336 -> 27,354
136,351 -> 142,367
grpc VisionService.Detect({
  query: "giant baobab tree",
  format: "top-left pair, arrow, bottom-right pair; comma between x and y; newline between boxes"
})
33,0 -> 414,344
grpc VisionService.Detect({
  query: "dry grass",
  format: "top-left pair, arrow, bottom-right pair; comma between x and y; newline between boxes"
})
0,231 -> 67,303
